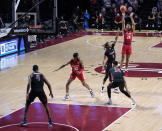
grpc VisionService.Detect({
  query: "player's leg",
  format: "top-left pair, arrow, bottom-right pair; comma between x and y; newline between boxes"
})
20,92 -> 36,126
126,54 -> 131,69
82,80 -> 94,97
78,73 -> 94,97
119,83 -> 136,105
101,64 -> 111,93
125,48 -> 131,77
120,53 -> 125,69
38,92 -> 54,126
65,76 -> 74,99
120,45 -> 126,69
125,45 -> 132,72
107,82 -> 114,105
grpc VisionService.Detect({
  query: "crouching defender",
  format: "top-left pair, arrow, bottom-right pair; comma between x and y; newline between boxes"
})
107,61 -> 136,105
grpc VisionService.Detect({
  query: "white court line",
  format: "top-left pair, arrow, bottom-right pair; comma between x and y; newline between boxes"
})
0,122 -> 79,131
46,101 -> 129,108
102,106 -> 136,131
86,36 -> 104,48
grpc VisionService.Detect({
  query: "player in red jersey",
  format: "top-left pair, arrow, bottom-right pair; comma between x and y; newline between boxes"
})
54,52 -> 94,99
120,12 -> 135,76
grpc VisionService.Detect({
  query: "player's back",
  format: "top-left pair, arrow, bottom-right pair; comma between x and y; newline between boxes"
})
31,73 -> 44,92
109,68 -> 124,82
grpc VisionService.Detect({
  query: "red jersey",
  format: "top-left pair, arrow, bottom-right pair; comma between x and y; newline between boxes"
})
70,59 -> 83,73
124,30 -> 133,44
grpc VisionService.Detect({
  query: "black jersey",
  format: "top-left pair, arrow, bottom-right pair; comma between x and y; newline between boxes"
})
109,67 -> 124,82
30,73 -> 44,92
104,43 -> 115,64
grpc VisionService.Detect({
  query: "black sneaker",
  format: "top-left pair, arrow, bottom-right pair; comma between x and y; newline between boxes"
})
89,89 -> 94,97
20,119 -> 27,126
100,86 -> 104,93
48,119 -> 54,126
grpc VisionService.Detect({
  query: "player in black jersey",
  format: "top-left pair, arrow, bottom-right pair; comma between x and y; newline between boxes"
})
107,61 -> 136,105
100,33 -> 119,93
20,65 -> 54,126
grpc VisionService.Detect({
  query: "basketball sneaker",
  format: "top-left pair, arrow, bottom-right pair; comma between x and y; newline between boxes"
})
20,119 -> 27,126
113,88 -> 119,94
89,89 -> 94,97
100,86 -> 104,93
107,99 -> 112,105
64,94 -> 70,100
48,119 -> 54,126
131,98 -> 136,106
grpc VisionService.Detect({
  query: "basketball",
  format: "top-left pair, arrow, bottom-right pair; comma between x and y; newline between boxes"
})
120,5 -> 127,13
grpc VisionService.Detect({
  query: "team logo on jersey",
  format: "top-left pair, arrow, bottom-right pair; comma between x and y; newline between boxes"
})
95,63 -> 162,77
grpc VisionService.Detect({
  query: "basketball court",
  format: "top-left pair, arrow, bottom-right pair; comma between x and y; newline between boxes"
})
0,30 -> 162,131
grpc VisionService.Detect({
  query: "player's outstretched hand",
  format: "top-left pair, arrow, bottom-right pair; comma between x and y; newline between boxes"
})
49,93 -> 54,98
130,12 -> 134,18
122,12 -> 125,16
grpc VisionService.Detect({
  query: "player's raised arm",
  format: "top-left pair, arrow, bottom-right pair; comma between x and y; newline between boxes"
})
114,31 -> 119,46
122,13 -> 126,32
53,61 -> 70,72
43,75 -> 53,98
130,12 -> 135,32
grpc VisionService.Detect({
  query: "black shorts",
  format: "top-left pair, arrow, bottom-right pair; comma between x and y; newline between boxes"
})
106,63 -> 112,74
27,90 -> 47,105
108,82 -> 125,89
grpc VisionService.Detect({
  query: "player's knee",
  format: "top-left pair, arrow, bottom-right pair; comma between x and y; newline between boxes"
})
26,100 -> 32,106
119,88 -> 124,93
107,85 -> 111,90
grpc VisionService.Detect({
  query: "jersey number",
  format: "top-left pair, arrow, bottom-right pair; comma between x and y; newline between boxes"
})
127,35 -> 131,40
36,75 -> 40,81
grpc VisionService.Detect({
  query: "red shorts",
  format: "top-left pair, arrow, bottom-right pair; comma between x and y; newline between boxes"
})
122,44 -> 132,55
70,72 -> 84,82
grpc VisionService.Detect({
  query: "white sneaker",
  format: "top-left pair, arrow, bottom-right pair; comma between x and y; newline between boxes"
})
89,89 -> 95,98
100,86 -> 104,93
113,88 -> 119,94
64,94 -> 70,100
107,100 -> 112,105
131,98 -> 136,105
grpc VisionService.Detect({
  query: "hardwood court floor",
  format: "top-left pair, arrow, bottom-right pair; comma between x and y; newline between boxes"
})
0,31 -> 162,131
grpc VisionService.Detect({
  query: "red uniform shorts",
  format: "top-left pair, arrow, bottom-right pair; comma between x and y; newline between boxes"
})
122,44 -> 132,55
70,71 -> 84,82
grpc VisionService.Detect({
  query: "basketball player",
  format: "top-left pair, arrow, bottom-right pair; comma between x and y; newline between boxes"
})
107,61 -> 136,105
54,52 -> 94,99
100,32 -> 119,93
120,12 -> 135,76
20,65 -> 54,126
